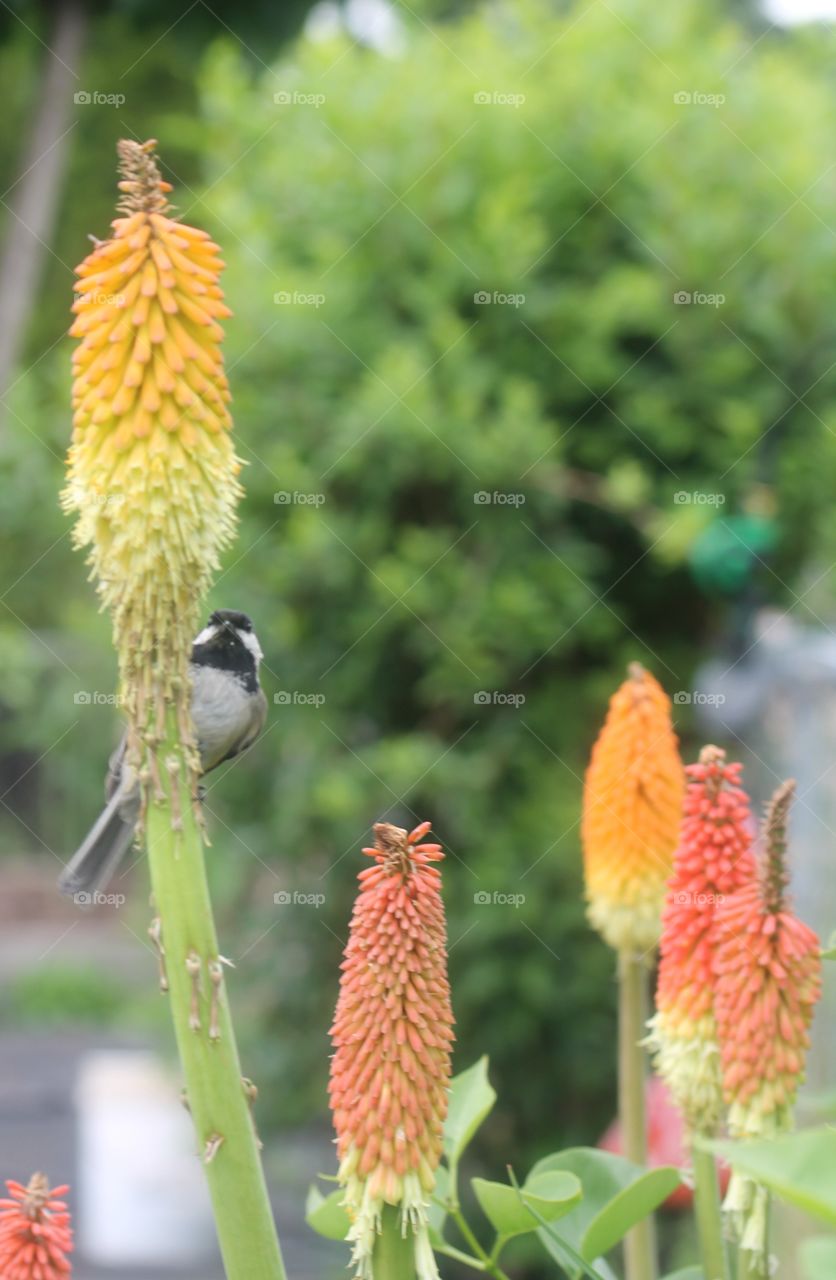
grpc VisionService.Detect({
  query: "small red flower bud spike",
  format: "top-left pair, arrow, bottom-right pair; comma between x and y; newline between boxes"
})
329,820 -> 454,1279
0,1173 -> 73,1279
714,780 -> 821,1276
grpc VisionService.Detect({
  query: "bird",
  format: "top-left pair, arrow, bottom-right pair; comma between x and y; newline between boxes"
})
59,609 -> 267,902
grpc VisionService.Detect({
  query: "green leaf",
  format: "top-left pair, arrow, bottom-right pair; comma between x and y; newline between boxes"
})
443,1057 -> 497,1167
505,1167 -> 609,1280
582,1165 -> 681,1259
660,1269 -> 704,1280
821,932 -> 836,960
705,1129 -> 836,1226
472,1170 -> 582,1240
800,1235 -> 836,1280
799,1089 -> 836,1120
305,1183 -> 351,1240
529,1147 -> 681,1264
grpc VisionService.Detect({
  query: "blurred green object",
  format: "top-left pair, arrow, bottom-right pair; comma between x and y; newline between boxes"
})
5,966 -> 122,1027
5,0 -> 836,1211
688,515 -> 778,596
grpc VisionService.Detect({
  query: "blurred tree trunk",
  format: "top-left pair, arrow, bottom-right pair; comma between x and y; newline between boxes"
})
0,0 -> 87,413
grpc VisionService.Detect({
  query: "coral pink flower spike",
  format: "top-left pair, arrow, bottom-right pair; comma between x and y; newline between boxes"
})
329,820 -> 454,1279
648,745 -> 756,1135
0,1174 -> 73,1280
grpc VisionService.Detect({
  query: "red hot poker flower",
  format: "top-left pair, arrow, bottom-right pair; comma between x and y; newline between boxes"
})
0,1174 -> 73,1280
714,780 -> 821,1271
648,745 -> 756,1134
582,663 -> 685,952
329,821 -> 454,1279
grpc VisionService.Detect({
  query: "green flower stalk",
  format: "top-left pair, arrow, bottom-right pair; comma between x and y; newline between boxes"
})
63,140 -> 284,1279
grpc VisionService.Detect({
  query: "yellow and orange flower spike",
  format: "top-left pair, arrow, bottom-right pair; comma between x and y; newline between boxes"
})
581,663 -> 685,952
63,139 -> 241,794
714,780 -> 821,1271
648,746 -> 756,1134
329,821 -> 455,1280
0,1174 -> 73,1280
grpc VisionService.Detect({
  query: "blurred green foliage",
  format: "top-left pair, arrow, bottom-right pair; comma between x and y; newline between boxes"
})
4,0 -> 836,1207
4,965 -> 123,1026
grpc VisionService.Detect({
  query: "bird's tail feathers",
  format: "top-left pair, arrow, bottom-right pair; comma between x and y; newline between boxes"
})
59,771 -> 140,902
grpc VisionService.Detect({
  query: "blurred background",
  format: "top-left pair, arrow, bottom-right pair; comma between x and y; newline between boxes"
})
2,0 -> 836,1275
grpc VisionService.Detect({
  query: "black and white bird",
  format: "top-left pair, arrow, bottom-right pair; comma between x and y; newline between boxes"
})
59,609 -> 268,901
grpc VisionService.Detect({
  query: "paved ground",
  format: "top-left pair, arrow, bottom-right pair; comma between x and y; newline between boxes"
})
0,1029 -> 344,1279
0,863 -> 347,1277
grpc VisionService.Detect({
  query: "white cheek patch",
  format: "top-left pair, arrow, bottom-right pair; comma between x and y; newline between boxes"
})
239,628 -> 263,663
194,623 -> 221,646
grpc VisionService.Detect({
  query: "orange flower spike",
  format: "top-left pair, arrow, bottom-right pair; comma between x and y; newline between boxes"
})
329,821 -> 454,1279
648,745 -> 756,1134
63,139 -> 241,793
0,1174 -> 73,1280
714,780 -> 821,1270
582,662 -> 685,952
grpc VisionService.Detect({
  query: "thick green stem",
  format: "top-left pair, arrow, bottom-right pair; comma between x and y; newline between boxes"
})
372,1204 -> 417,1278
691,1145 -> 729,1280
618,950 -> 657,1280
737,1246 -> 763,1280
145,717 -> 286,1280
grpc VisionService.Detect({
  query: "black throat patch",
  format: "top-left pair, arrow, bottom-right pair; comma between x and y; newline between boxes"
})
191,631 -> 259,694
